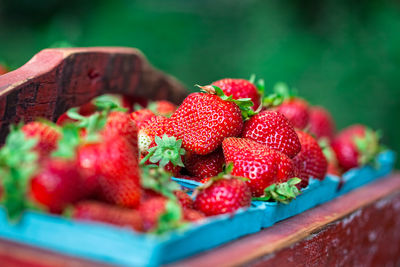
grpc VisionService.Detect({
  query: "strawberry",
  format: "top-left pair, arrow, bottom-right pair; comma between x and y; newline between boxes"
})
21,122 -> 61,160
309,106 -> 335,140
138,196 -> 182,232
130,109 -> 156,129
170,85 -> 253,155
212,78 -> 261,109
277,98 -> 309,129
30,159 -> 88,213
77,134 -> 141,208
174,190 -> 193,209
102,111 -> 138,149
147,100 -> 177,117
223,138 -> 300,202
193,175 -> 251,216
331,124 -> 381,171
292,131 -> 328,188
183,209 -> 206,222
262,83 -> 309,129
184,149 -> 225,179
319,139 -> 342,177
241,111 -> 301,158
72,201 -> 143,232
138,116 -> 172,154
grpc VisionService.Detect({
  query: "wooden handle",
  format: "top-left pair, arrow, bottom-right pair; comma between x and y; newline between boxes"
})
0,47 -> 188,141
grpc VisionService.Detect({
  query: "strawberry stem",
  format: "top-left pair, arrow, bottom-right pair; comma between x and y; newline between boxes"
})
262,82 -> 297,108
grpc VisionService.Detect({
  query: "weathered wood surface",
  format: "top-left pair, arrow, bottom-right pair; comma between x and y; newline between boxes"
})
0,174 -> 397,266
173,173 -> 400,267
0,47 -> 188,142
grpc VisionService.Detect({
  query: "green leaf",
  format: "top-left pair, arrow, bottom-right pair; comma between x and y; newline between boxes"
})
143,134 -> 185,169
51,124 -> 81,159
154,199 -> 184,234
140,165 -> 181,199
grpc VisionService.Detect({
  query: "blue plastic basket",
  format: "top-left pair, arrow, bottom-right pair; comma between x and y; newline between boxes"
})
0,150 -> 395,266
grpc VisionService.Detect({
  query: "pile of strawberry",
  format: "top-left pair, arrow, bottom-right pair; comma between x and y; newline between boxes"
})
0,77 -> 383,234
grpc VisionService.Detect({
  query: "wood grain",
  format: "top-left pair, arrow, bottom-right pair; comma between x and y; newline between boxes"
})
0,47 -> 188,142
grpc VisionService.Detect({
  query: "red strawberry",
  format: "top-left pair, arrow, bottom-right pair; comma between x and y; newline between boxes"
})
183,209 -> 206,222
222,138 -> 299,200
309,106 -> 335,140
331,125 -> 380,171
72,201 -> 143,232
147,100 -> 177,117
30,159 -> 88,214
174,190 -> 193,209
21,122 -> 61,160
138,116 -> 172,153
193,176 -> 251,216
212,78 -> 261,109
184,149 -> 225,179
102,111 -> 138,149
277,98 -> 309,129
241,111 -> 301,158
77,135 -> 141,208
292,131 -> 328,188
138,196 -> 182,232
0,63 -> 8,75
170,86 -> 251,155
130,109 -> 156,129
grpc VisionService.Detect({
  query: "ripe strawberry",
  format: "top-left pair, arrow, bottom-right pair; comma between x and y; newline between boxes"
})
309,106 -> 335,140
331,124 -> 380,171
138,196 -> 182,232
147,100 -> 177,117
21,122 -> 61,160
262,83 -> 309,129
212,78 -> 261,109
183,209 -> 206,222
130,109 -> 156,129
193,176 -> 251,216
223,138 -> 300,200
102,111 -> 138,149
174,190 -> 193,209
184,149 -> 225,179
138,116 -> 172,153
241,111 -> 301,158
277,98 -> 309,129
292,131 -> 328,188
72,201 -> 143,232
170,86 -> 252,155
30,159 -> 88,214
77,135 -> 141,208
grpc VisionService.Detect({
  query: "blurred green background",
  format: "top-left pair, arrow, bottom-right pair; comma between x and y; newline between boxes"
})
0,0 -> 399,166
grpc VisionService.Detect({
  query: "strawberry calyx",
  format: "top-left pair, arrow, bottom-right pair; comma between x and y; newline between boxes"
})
353,128 -> 382,166
197,85 -> 256,120
252,178 -> 301,204
249,74 -> 265,97
140,165 -> 181,199
51,124 -> 81,159
140,134 -> 185,169
93,94 -> 127,113
155,198 -> 185,234
262,82 -> 297,108
140,165 -> 186,233
66,108 -> 107,142
0,125 -> 40,221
